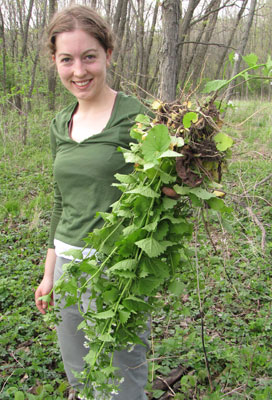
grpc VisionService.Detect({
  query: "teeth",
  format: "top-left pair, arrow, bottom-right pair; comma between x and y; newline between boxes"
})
75,80 -> 90,87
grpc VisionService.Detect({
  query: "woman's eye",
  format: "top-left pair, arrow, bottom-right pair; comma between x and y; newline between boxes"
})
86,55 -> 95,61
61,57 -> 71,63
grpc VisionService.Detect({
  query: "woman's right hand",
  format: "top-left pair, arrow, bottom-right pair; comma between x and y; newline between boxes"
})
35,277 -> 54,314
35,248 -> 57,314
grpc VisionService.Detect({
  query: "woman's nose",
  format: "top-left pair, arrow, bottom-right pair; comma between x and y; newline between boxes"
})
73,60 -> 86,77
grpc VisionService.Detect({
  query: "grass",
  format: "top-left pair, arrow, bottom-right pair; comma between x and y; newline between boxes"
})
0,99 -> 271,399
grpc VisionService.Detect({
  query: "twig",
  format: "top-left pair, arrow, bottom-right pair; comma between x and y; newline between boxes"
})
0,371 -> 15,394
246,207 -> 266,252
157,377 -> 176,396
220,384 -> 246,398
254,173 -> 272,189
201,209 -> 217,253
194,214 -> 214,392
10,351 -> 24,367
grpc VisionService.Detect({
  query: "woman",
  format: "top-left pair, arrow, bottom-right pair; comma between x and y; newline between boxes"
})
35,5 -> 149,399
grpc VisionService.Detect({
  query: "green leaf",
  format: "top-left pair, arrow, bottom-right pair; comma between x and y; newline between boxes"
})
143,220 -> 159,232
206,197 -> 233,213
158,149 -> 183,158
214,132 -> 233,151
38,294 -> 52,303
135,114 -> 151,125
108,259 -> 137,274
153,390 -> 165,399
123,296 -> 151,312
202,79 -> 228,93
115,173 -> 136,184
162,197 -> 178,210
84,349 -> 97,366
265,54 -> 272,73
98,333 -> 114,342
168,280 -> 185,296
103,287 -> 119,304
153,220 -> 169,240
62,249 -> 83,260
189,187 -> 215,200
137,277 -> 163,295
173,185 -> 190,195
158,169 -> 177,184
142,124 -> 171,162
170,222 -> 193,236
94,310 -> 115,320
15,392 -> 25,400
119,309 -> 131,324
243,53 -> 258,67
140,257 -> 170,279
127,186 -> 160,198
183,112 -> 198,129
79,259 -> 97,274
171,136 -> 184,147
228,50 -> 234,63
135,237 -> 173,257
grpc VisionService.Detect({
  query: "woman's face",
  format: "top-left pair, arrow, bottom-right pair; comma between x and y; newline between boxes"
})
53,29 -> 112,104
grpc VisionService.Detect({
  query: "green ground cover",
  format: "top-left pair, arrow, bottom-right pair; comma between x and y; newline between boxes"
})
0,100 -> 271,399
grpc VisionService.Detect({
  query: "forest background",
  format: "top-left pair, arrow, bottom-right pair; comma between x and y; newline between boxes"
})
1,0 -> 272,399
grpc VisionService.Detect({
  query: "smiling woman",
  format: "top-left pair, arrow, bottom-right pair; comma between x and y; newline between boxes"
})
34,5 -> 151,400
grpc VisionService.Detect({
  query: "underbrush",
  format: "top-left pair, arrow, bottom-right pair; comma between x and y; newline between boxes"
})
0,100 -> 271,399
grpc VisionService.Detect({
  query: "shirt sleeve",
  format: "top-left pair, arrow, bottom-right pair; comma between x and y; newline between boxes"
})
48,120 -> 63,249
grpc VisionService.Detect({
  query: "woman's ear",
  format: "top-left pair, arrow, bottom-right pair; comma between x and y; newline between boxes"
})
52,55 -> 56,63
106,49 -> 112,68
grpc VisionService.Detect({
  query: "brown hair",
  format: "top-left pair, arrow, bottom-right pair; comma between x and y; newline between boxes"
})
47,5 -> 114,55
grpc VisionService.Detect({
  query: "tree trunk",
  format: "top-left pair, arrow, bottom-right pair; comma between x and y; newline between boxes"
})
136,0 -> 145,92
215,0 -> 248,79
177,0 -> 201,80
0,6 -> 7,96
191,0 -> 221,87
159,0 -> 181,102
140,0 -> 159,96
21,0 -> 34,60
225,0 -> 257,103
111,0 -> 129,90
179,0 -> 218,90
27,0 -> 47,112
48,0 -> 57,110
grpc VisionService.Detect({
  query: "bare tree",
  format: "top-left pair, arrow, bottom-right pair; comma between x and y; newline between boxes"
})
177,0 -> 201,80
0,6 -> 7,96
191,0 -> 221,87
111,0 -> 129,90
159,0 -> 181,102
48,0 -> 57,110
225,0 -> 257,102
140,0 -> 159,95
214,0 -> 248,79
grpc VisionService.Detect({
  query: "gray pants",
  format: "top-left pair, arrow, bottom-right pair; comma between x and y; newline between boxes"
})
54,256 -> 149,400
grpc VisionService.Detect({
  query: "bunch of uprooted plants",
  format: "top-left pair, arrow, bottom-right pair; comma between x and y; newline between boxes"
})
51,94 -> 234,400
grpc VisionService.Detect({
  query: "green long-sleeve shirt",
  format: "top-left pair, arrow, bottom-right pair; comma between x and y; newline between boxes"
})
48,92 -> 148,248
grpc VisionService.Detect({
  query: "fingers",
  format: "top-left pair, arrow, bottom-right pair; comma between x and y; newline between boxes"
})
35,291 -> 47,314
35,288 -> 52,314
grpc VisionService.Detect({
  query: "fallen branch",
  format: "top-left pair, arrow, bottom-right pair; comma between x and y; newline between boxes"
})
152,365 -> 187,391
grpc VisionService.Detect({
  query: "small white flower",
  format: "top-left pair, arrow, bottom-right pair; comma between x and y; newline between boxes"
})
119,377 -> 125,384
111,389 -> 119,395
83,341 -> 89,348
234,52 -> 239,61
127,344 -> 135,353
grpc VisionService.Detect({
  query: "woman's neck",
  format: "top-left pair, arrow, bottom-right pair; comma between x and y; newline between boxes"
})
76,86 -> 117,115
